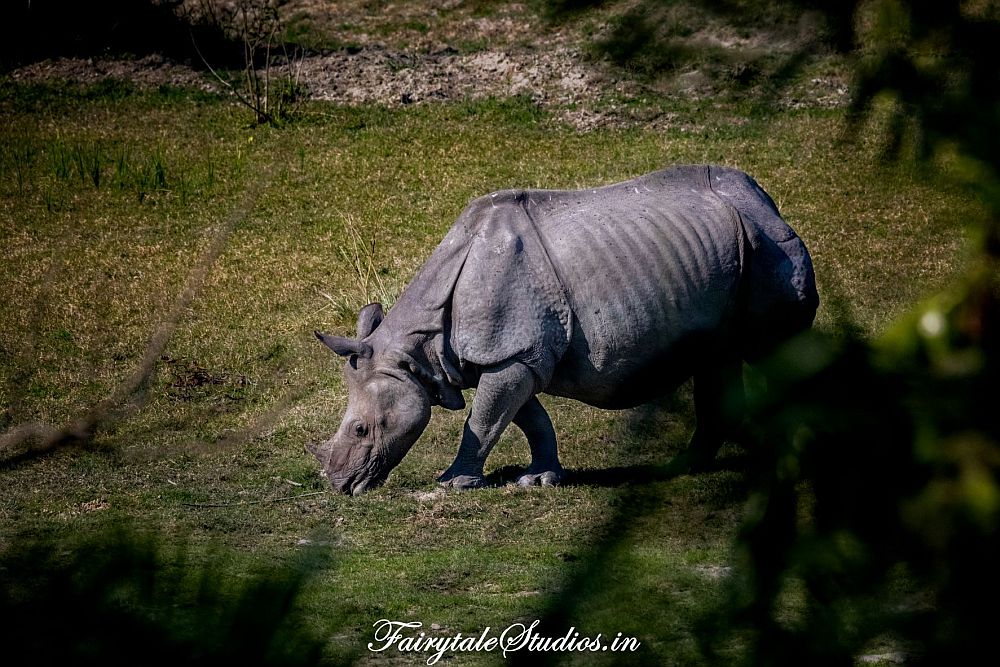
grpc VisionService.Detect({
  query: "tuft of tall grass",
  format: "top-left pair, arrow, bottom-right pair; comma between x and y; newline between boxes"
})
335,211 -> 398,310
50,140 -> 72,180
2,139 -> 37,195
70,141 -> 86,185
152,147 -> 167,190
41,188 -> 56,213
134,147 -> 168,203
16,136 -> 226,206
47,140 -> 102,189
87,143 -> 102,189
113,143 -> 131,191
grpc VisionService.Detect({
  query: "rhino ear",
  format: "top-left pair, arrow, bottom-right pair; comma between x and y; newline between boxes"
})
314,331 -> 373,358
356,302 -> 384,339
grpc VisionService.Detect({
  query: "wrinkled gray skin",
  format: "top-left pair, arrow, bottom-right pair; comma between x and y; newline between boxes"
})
309,165 -> 818,494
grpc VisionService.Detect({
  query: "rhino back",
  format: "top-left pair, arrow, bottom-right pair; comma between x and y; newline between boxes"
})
525,166 -> 746,406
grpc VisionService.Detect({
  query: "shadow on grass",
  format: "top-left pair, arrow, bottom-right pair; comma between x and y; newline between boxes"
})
542,0 -> 860,120
0,527 -> 357,666
1,0 -> 245,69
486,450 -> 752,489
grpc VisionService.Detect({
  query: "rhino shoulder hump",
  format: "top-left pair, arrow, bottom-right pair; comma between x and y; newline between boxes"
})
457,190 -> 528,230
451,188 -> 571,384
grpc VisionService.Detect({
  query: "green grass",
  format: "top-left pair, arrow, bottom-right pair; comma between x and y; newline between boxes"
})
0,79 -> 982,664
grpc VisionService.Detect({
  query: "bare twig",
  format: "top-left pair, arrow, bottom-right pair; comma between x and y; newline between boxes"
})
0,159 -> 275,466
191,0 -> 296,126
314,288 -> 339,308
263,25 -> 273,120
281,42 -> 307,120
190,29 -> 264,121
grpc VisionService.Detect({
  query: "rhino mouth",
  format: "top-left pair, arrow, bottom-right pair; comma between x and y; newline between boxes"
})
324,431 -> 420,495
348,476 -> 380,495
331,462 -> 389,496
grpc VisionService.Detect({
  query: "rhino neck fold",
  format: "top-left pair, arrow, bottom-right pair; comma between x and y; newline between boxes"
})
362,207 -> 478,406
368,316 -> 467,410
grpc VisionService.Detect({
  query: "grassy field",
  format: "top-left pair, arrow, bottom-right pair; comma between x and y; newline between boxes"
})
0,73 -> 981,665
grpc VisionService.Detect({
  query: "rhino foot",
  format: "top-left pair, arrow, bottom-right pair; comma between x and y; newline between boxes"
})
516,466 -> 563,488
437,471 -> 487,490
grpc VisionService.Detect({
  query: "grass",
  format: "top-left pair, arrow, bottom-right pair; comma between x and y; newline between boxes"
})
0,77 -> 983,665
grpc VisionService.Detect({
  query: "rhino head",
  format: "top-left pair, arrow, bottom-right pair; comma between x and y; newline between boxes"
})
309,303 -> 432,495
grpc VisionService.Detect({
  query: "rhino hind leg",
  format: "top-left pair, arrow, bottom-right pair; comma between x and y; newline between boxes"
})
438,360 -> 537,490
675,360 -> 746,473
513,396 -> 564,487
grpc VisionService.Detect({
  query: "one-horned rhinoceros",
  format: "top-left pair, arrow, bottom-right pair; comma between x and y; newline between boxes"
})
309,165 -> 818,495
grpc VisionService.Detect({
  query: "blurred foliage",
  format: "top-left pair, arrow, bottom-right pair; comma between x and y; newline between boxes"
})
0,528 -> 337,665
847,0 -> 1000,214
552,1 -> 1000,663
710,279 -> 999,663
710,1 -> 999,663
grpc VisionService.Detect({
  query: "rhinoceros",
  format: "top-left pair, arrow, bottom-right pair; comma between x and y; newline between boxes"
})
309,165 -> 818,495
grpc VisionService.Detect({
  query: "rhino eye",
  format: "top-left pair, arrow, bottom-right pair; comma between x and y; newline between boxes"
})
354,422 -> 368,438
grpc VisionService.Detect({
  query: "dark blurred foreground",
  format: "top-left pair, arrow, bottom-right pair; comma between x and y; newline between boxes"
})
0,529 -> 338,666
708,285 -> 1000,664
707,2 -> 1000,661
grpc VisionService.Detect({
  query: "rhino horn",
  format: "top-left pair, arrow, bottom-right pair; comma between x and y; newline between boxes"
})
304,440 -> 329,467
314,331 -> 373,358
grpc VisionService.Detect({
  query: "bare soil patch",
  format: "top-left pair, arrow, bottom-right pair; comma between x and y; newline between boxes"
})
9,54 -> 215,92
6,1 -> 849,130
8,45 -> 650,130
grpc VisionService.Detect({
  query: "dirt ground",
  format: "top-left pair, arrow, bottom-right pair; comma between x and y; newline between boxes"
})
6,1 -> 849,130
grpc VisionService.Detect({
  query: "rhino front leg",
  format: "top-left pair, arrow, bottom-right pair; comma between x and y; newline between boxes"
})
437,360 -> 536,490
514,396 -> 564,487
